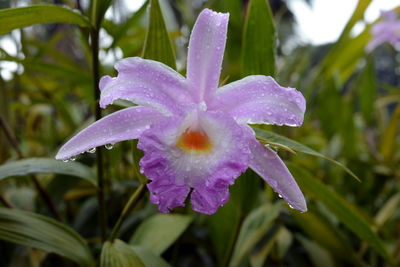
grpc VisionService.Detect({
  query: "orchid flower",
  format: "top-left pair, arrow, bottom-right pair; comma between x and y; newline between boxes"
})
367,10 -> 400,52
56,9 -> 307,215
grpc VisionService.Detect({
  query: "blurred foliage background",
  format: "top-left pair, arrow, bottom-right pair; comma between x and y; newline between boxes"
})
0,0 -> 399,266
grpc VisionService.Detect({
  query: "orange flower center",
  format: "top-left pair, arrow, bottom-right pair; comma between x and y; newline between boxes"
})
177,128 -> 213,153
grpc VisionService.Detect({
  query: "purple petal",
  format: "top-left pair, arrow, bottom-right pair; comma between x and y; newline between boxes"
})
100,57 -> 191,115
367,10 -> 400,52
190,180 -> 230,215
208,75 -> 306,126
138,110 -> 250,214
56,106 -> 164,160
147,179 -> 190,213
186,9 -> 229,103
247,130 -> 307,212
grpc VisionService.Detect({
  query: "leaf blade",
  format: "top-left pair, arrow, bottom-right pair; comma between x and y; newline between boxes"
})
142,0 -> 176,69
0,5 -> 92,36
129,214 -> 192,255
242,0 -> 275,76
0,158 -> 97,186
0,208 -> 94,266
254,128 -> 360,181
287,163 -> 394,265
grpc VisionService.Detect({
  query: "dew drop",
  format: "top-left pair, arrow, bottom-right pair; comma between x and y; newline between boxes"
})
105,143 -> 114,150
88,147 -> 96,153
288,204 -> 294,209
278,194 -> 282,198
70,156 -> 76,161
62,159 -> 69,163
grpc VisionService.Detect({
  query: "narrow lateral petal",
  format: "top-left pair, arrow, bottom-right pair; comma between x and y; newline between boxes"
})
56,107 -> 165,160
248,132 -> 307,212
100,57 -> 191,116
209,75 -> 306,126
186,9 -> 229,102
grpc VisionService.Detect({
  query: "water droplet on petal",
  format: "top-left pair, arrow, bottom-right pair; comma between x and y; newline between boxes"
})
288,204 -> 294,209
105,143 -> 114,150
88,147 -> 96,153
62,159 -> 69,163
70,156 -> 76,161
278,194 -> 282,198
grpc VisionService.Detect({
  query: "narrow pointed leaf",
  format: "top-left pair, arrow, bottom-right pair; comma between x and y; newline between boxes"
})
375,193 -> 400,229
130,246 -> 171,267
254,128 -> 360,181
286,163 -> 394,265
358,57 -> 376,124
291,210 -> 355,261
0,208 -> 94,266
242,0 -> 275,76
229,202 -> 281,266
0,158 -> 97,186
380,104 -> 400,163
101,239 -> 144,267
111,0 -> 148,48
0,5 -> 92,35
142,0 -> 176,69
129,214 -> 192,255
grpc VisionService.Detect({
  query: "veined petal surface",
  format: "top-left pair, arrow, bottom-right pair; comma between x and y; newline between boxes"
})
246,128 -> 307,212
138,110 -> 250,214
100,57 -> 191,115
186,9 -> 229,103
56,107 -> 165,160
209,75 -> 305,126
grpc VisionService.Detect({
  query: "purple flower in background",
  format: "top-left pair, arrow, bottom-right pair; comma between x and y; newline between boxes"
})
367,10 -> 400,52
56,9 -> 307,214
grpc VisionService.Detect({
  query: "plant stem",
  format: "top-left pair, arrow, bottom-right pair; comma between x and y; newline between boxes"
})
109,183 -> 146,241
0,115 -> 23,158
90,26 -> 108,242
0,115 -> 61,220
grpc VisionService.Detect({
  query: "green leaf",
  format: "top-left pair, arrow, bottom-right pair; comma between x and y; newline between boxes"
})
129,214 -> 192,255
0,5 -> 92,36
375,193 -> 400,229
207,197 -> 240,265
337,0 -> 372,42
249,226 -> 282,267
0,158 -> 97,187
296,235 -> 335,267
229,202 -> 281,266
358,58 -> 376,124
291,209 -> 355,261
142,0 -> 176,69
230,169 -> 261,216
242,0 -> 275,76
287,163 -> 394,265
380,104 -> 400,163
130,246 -> 171,267
110,0 -> 148,49
0,207 -> 94,266
253,128 -> 360,182
101,239 -> 144,267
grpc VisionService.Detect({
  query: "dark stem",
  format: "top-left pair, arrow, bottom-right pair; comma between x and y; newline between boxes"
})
223,215 -> 245,267
91,27 -> 108,241
0,195 -> 14,208
0,115 -> 61,220
0,115 -> 23,158
109,183 -> 146,241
